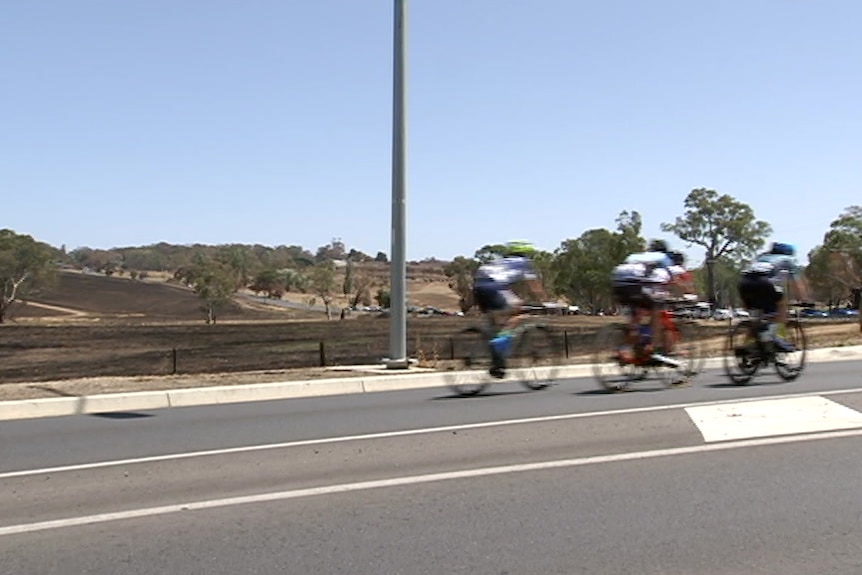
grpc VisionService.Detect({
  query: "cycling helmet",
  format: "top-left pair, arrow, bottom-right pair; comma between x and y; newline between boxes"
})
770,242 -> 795,256
669,250 -> 685,266
647,239 -> 669,253
504,240 -> 536,257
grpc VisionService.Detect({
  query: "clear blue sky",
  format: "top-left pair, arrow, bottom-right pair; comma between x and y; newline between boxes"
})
3,1 -> 860,265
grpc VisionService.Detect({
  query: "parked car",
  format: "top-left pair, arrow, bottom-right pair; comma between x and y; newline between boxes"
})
798,308 -> 829,318
829,307 -> 859,317
712,308 -> 733,321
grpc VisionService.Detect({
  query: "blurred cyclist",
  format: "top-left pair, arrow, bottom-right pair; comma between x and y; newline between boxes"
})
473,240 -> 547,376
738,242 -> 811,352
611,239 -> 691,366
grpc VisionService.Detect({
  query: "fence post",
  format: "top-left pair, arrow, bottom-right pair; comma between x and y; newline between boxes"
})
171,347 -> 177,375
449,338 -> 455,360
319,341 -> 327,367
564,331 -> 569,359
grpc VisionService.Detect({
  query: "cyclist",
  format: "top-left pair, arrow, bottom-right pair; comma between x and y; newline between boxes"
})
611,239 -> 690,366
738,242 -> 811,352
472,240 -> 547,376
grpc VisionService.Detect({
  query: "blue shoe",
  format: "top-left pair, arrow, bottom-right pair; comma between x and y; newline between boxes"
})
490,334 -> 512,357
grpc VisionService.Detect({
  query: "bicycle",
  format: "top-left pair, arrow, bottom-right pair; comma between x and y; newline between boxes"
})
444,309 -> 561,396
723,304 -> 808,385
592,300 -> 705,392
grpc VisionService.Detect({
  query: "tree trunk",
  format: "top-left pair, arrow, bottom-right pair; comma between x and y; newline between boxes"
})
706,259 -> 717,305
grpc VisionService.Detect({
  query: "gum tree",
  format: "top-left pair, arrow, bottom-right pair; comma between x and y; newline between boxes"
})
0,229 -> 57,323
662,188 -> 771,304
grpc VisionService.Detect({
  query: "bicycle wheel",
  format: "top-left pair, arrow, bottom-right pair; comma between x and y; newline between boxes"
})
774,320 -> 807,381
444,327 -> 494,396
592,323 -> 636,391
509,324 -> 560,391
723,320 -> 761,385
664,320 -> 704,386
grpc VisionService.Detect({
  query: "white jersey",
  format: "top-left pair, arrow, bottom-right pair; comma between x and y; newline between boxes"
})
612,251 -> 675,285
474,256 -> 536,288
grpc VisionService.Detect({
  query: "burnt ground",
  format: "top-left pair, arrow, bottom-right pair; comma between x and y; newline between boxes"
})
1,271 -> 859,389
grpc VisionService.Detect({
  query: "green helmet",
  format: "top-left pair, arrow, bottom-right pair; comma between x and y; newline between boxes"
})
505,240 -> 536,257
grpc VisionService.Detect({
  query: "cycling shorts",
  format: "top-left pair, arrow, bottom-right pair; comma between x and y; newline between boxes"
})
473,284 -> 519,313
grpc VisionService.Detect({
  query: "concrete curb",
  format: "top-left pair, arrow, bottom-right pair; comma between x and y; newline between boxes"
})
1,345 -> 860,422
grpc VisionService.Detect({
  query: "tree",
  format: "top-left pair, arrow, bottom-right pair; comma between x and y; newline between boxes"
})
0,230 -> 57,323
185,255 -> 238,324
250,268 -> 286,298
374,251 -> 388,263
661,188 -> 771,304
474,244 -> 507,263
443,256 -> 479,313
343,258 -> 354,296
552,229 -> 623,313
551,211 -> 645,312
308,261 -> 337,319
375,287 -> 391,308
806,206 -> 862,306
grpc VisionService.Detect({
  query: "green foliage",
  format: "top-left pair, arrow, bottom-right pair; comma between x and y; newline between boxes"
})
250,268 -> 286,298
375,287 -> 391,308
473,244 -> 507,263
551,211 -> 645,312
374,251 -> 388,263
184,255 -> 239,324
0,229 -> 58,322
308,261 -> 338,319
806,205 -> 862,304
661,188 -> 771,302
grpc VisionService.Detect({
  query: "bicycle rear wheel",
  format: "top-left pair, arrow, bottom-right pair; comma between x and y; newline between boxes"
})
444,327 -> 494,396
723,320 -> 760,385
509,324 -> 560,391
774,320 -> 807,381
592,323 -> 636,391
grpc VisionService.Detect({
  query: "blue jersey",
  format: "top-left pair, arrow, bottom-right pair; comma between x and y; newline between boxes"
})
743,253 -> 800,286
474,256 -> 536,289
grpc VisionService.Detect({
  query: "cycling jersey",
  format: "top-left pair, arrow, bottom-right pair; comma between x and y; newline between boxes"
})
742,253 -> 800,287
474,256 -> 536,288
612,251 -> 675,285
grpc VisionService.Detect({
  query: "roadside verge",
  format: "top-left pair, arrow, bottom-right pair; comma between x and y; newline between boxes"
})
1,345 -> 861,421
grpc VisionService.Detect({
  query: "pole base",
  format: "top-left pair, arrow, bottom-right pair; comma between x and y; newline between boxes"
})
382,357 -> 415,370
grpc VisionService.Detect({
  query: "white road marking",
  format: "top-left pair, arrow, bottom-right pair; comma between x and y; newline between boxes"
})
686,396 -> 862,442
4,386 -> 862,479
2,427 -> 862,537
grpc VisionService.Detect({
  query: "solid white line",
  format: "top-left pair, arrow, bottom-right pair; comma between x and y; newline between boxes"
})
3,427 -> 862,537
4,385 -> 862,480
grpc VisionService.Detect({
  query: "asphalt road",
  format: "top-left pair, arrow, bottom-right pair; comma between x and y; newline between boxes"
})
2,362 -> 862,574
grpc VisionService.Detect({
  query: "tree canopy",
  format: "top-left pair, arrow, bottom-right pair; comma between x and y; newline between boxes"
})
0,229 -> 58,322
662,188 -> 771,303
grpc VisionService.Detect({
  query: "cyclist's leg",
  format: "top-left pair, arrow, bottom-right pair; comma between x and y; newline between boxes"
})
474,283 -> 509,376
499,289 -> 524,333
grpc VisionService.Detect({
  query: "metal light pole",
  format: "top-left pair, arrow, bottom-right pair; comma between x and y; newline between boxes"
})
387,0 -> 408,368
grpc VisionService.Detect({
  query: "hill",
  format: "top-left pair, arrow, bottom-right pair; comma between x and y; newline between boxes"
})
11,271 -> 319,323
8,269 -> 461,324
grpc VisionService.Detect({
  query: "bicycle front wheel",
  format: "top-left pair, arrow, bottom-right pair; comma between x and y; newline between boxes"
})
664,320 -> 704,386
774,320 -> 807,381
509,324 -> 561,391
723,320 -> 760,385
444,327 -> 494,396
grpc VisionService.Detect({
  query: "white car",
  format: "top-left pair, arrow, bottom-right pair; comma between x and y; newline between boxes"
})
712,308 -> 733,321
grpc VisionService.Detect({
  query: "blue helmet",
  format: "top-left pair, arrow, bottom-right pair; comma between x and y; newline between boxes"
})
770,242 -> 795,256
